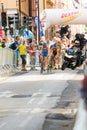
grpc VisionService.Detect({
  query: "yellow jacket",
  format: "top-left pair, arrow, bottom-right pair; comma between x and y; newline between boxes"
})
0,43 -> 2,48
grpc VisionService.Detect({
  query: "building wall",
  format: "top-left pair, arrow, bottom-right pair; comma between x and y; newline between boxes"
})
0,0 -> 29,15
0,0 -> 17,10
21,0 -> 29,15
46,0 -> 58,8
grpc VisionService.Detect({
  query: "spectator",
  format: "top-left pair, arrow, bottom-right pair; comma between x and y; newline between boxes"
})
14,36 -> 21,66
9,38 -> 16,50
28,39 -> 36,70
19,40 -> 27,71
0,38 -> 2,48
2,38 -> 6,48
5,36 -> 11,48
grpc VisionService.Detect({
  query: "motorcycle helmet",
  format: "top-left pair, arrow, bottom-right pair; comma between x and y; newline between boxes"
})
75,33 -> 81,39
74,40 -> 80,46
80,33 -> 85,39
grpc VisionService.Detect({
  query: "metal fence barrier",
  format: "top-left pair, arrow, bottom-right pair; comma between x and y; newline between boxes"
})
0,48 -> 16,75
26,49 -> 40,67
0,48 -> 40,75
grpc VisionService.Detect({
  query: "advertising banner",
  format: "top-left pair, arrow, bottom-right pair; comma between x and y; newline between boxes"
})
40,9 -> 87,29
34,16 -> 44,36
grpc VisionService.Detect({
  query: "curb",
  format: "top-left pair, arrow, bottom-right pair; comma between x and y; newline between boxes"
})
42,108 -> 77,130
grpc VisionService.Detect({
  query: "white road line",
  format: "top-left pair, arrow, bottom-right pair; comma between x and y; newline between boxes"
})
37,96 -> 47,105
37,93 -> 51,105
18,116 -> 32,128
15,109 -> 32,115
28,98 -> 35,104
0,122 -> 7,128
0,91 -> 16,98
27,92 -> 51,105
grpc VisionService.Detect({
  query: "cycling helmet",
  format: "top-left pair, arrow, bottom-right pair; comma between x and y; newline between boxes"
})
39,40 -> 44,45
43,42 -> 47,47
53,44 -> 58,48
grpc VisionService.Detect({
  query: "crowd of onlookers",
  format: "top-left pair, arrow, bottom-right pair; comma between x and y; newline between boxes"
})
0,36 -> 38,71
0,30 -> 87,71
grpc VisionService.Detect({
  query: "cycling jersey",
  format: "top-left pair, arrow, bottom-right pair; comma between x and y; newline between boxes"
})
53,48 -> 57,55
51,43 -> 58,56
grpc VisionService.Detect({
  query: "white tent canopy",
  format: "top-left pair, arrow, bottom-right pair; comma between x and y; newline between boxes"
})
40,9 -> 87,29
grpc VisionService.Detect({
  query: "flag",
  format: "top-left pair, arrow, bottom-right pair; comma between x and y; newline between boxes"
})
34,16 -> 44,36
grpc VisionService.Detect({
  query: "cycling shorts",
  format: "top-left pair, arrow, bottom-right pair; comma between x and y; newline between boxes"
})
42,49 -> 48,57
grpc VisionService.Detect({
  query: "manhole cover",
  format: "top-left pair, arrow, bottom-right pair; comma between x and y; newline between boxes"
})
11,94 -> 32,98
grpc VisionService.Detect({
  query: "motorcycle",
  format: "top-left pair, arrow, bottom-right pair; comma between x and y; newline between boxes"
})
62,46 -> 86,70
61,47 -> 80,70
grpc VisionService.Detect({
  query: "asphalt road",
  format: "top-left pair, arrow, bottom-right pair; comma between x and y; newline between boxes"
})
0,67 -> 84,130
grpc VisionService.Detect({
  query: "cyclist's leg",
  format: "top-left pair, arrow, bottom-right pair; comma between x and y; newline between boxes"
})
49,54 -> 53,67
43,56 -> 47,70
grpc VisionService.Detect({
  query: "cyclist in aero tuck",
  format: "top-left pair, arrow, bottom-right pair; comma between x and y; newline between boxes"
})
41,42 -> 48,71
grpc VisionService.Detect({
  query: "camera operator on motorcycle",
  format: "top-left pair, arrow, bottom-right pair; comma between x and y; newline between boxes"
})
61,33 -> 86,70
74,33 -> 86,65
61,38 -> 82,70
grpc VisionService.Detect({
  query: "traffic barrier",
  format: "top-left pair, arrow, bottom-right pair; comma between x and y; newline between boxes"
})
0,48 -> 16,75
26,49 -> 40,67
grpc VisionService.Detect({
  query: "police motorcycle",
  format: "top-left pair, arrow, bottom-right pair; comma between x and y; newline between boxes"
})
62,33 -> 86,70
61,45 -> 79,70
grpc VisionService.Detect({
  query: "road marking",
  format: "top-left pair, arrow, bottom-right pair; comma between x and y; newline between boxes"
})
0,122 -> 7,128
28,98 -> 35,104
16,108 -> 32,115
37,93 -> 51,105
18,116 -> 32,127
0,91 -> 16,98
28,92 -> 51,105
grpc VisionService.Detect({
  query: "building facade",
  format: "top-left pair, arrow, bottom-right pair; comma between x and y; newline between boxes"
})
0,0 -> 29,15
0,0 -> 86,38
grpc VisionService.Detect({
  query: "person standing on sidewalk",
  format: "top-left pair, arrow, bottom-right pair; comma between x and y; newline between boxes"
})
0,38 -> 2,48
28,39 -> 36,70
19,40 -> 27,71
15,36 -> 21,66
